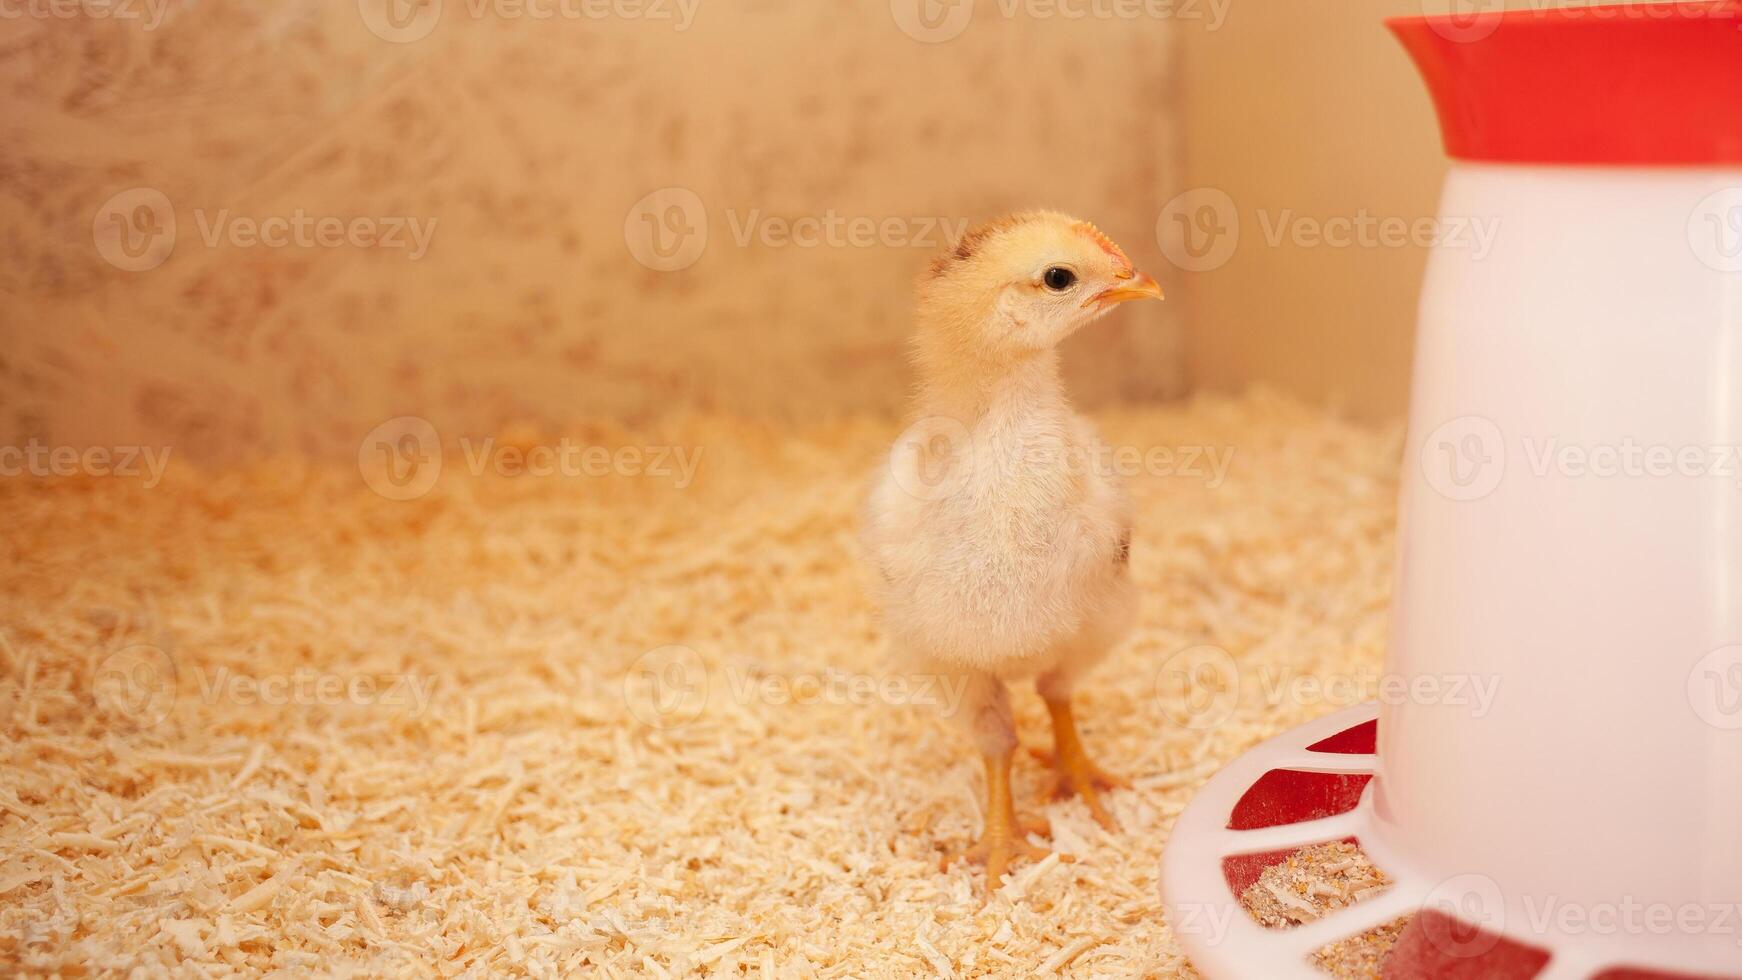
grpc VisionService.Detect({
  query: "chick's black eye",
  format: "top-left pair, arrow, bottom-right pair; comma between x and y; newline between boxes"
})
1043,267 -> 1076,292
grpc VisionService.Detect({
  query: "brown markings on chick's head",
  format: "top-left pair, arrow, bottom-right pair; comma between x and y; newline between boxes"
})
930,213 -> 1023,278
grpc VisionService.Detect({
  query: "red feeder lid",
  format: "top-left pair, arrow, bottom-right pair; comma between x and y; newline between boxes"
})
1388,1 -> 1742,166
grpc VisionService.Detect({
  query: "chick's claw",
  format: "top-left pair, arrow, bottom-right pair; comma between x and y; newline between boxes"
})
939,832 -> 1055,887
942,751 -> 1070,889
1039,759 -> 1126,831
1032,701 -> 1131,831
1031,748 -> 1131,793
1016,811 -> 1052,838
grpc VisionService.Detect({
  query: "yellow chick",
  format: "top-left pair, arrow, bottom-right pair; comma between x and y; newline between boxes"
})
863,211 -> 1164,884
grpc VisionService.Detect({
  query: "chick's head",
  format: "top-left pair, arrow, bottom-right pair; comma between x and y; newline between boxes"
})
917,211 -> 1164,362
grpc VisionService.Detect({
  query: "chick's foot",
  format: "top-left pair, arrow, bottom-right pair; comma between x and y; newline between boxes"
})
940,752 -> 1061,888
1034,700 -> 1131,831
939,826 -> 1053,887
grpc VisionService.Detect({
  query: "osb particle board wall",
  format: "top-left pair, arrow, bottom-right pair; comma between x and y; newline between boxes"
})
0,3 -> 1183,459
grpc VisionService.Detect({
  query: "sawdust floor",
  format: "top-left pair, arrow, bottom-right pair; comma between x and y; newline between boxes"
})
0,393 -> 1401,978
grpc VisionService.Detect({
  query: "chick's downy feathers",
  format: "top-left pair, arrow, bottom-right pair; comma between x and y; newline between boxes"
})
864,211 -> 1162,677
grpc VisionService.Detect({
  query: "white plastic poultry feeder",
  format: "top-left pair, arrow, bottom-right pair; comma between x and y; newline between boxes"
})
1163,4 -> 1742,978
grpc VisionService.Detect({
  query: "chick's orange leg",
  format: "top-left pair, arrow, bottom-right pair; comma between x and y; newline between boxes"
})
1033,697 -> 1130,831
939,751 -> 1054,885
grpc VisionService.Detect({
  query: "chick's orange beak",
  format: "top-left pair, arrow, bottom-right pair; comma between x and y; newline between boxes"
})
1085,272 -> 1165,308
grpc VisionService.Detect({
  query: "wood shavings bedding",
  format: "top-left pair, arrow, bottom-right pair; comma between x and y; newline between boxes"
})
0,392 -> 1399,977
